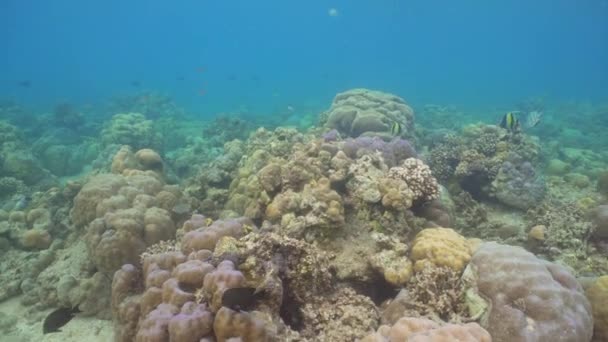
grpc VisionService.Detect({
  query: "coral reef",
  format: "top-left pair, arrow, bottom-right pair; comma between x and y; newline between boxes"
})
322,88 -> 415,139
224,128 -> 438,241
362,317 -> 491,342
101,113 -> 161,150
586,275 -> 608,341
410,228 -> 472,273
463,242 -> 593,342
491,153 -> 546,209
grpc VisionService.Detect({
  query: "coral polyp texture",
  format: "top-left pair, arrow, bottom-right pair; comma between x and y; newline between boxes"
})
362,317 -> 491,342
463,242 -> 593,342
323,88 -> 415,139
410,227 -> 472,272
586,275 -> 608,341
112,214 -> 385,341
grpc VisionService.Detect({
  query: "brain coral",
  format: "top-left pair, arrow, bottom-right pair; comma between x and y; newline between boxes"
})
586,275 -> 608,341
463,242 -> 593,342
362,317 -> 491,342
410,227 -> 472,273
324,88 -> 415,139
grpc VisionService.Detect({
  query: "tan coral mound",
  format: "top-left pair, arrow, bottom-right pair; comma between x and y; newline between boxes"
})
587,275 -> 608,341
324,88 -> 415,139
410,228 -> 472,272
362,317 -> 491,342
464,242 -> 593,342
135,148 -> 163,171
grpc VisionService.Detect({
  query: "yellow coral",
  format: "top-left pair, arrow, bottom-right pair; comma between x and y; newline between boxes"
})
370,250 -> 413,286
411,228 -> 472,273
587,275 -> 608,341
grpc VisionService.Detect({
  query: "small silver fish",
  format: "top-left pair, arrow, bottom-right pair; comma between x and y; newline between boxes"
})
525,111 -> 542,128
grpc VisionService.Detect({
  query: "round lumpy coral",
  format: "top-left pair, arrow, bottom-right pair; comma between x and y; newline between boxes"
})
362,317 -> 491,342
464,242 -> 593,342
323,88 -> 415,139
586,275 -> 608,341
410,227 -> 472,272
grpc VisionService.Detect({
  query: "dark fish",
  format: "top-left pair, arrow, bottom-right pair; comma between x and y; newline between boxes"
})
130,80 -> 141,87
176,75 -> 185,81
43,306 -> 80,334
499,112 -> 520,132
17,80 -> 31,88
221,287 -> 265,311
227,74 -> 238,81
250,75 -> 260,82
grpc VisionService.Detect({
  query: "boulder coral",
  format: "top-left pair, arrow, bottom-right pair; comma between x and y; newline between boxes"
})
463,242 -> 593,342
362,317 -> 491,342
71,148 -> 190,276
586,275 -> 608,341
101,112 -> 161,150
323,88 -> 415,139
410,227 -> 472,273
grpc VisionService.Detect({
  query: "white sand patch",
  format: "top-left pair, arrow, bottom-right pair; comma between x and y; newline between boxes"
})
0,296 -> 113,342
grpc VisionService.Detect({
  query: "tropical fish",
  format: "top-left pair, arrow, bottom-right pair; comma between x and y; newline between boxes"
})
43,307 -> 80,334
524,110 -> 542,128
390,121 -> 402,136
499,112 -> 521,132
221,287 -> 266,312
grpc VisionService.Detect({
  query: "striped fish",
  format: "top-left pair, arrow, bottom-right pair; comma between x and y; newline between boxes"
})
499,112 -> 520,132
390,121 -> 402,136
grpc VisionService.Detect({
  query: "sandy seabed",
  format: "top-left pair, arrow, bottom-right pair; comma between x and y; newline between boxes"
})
0,297 -> 112,342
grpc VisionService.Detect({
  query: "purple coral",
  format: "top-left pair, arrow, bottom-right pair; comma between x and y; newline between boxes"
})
342,136 -> 417,167
322,129 -> 341,142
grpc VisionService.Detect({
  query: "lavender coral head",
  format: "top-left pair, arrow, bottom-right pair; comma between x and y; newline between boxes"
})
342,136 -> 417,167
492,154 -> 545,210
323,129 -> 341,142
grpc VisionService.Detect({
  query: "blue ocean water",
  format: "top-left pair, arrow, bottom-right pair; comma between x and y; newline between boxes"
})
1,0 -> 606,118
